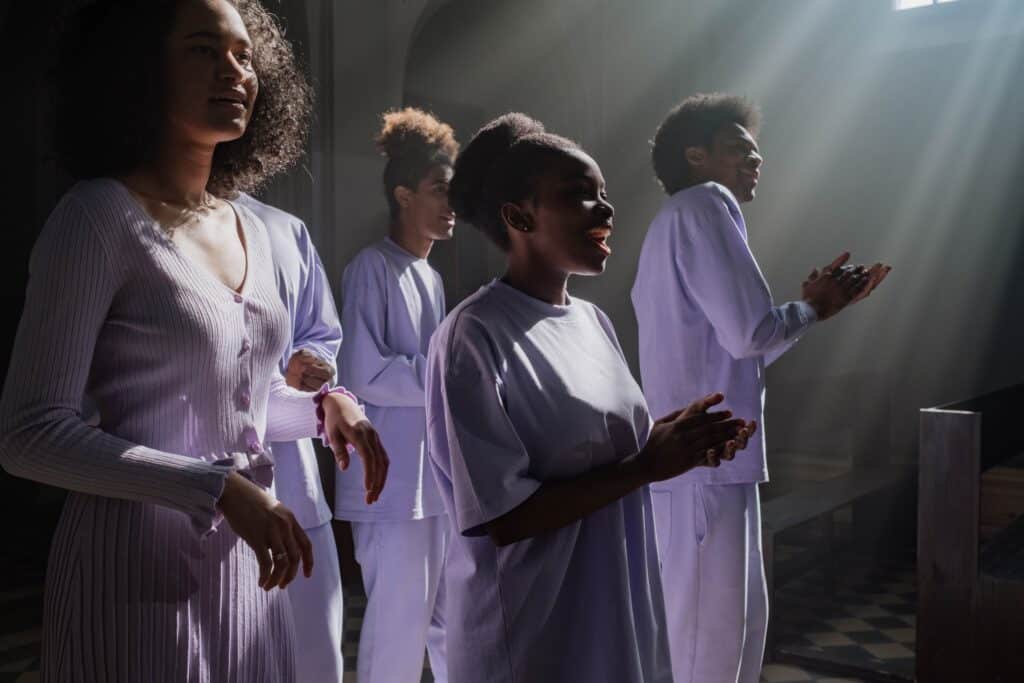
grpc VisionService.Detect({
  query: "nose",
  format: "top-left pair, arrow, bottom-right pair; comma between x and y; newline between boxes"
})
749,151 -> 764,170
217,53 -> 248,83
597,198 -> 615,222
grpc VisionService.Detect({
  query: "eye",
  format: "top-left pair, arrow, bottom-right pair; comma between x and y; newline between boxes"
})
190,44 -> 216,56
236,51 -> 254,67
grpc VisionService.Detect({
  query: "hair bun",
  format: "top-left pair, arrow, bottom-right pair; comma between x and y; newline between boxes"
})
449,113 -> 544,226
375,107 -> 458,163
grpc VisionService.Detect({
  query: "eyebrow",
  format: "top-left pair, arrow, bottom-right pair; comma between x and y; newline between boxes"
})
184,30 -> 252,47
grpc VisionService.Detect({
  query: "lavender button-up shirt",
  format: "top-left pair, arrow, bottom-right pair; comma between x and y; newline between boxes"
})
238,194 -> 342,528
631,182 -> 817,487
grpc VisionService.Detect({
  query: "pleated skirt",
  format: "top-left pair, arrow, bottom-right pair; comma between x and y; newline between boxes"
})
41,492 -> 296,682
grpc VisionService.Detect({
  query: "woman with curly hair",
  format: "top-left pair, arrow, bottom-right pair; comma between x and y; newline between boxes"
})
0,1 -> 389,681
425,113 -> 756,682
336,107 -> 457,682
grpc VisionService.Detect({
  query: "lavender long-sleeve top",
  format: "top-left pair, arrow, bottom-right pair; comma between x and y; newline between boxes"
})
237,193 -> 342,530
335,238 -> 445,521
631,182 -> 817,486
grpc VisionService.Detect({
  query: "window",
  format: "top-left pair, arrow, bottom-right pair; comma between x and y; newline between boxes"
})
894,0 -> 959,9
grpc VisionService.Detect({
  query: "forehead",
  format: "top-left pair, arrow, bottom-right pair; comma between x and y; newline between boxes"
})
172,0 -> 251,44
714,123 -> 758,148
545,148 -> 605,186
423,164 -> 454,183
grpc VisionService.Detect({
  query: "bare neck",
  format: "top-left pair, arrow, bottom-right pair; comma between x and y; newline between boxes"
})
388,215 -> 433,260
502,255 -> 569,306
121,135 -> 216,204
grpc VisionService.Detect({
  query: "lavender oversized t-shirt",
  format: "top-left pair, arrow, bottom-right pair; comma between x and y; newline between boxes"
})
426,280 -> 671,683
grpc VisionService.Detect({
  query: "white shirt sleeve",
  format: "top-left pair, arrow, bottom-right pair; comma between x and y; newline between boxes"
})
339,252 -> 427,408
428,313 -> 541,536
675,185 -> 817,361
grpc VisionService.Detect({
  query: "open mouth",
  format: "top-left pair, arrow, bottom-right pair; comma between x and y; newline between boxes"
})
587,226 -> 612,256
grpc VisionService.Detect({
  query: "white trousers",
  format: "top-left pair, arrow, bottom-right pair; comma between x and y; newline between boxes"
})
651,483 -> 768,683
351,516 -> 448,683
286,521 -> 345,683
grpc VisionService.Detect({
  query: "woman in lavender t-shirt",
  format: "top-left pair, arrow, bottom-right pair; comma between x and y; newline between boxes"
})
425,113 -> 757,682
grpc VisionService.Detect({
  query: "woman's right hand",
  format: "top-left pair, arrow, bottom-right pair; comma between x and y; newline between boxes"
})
639,393 -> 756,484
217,470 -> 314,591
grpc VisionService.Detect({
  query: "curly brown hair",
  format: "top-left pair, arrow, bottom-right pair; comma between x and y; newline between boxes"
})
54,0 -> 311,197
651,93 -> 761,196
375,108 -> 459,217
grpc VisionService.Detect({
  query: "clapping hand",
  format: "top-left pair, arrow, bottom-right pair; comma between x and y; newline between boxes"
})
803,252 -> 891,321
640,393 -> 757,483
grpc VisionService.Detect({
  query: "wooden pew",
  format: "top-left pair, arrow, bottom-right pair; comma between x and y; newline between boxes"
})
917,383 -> 1024,683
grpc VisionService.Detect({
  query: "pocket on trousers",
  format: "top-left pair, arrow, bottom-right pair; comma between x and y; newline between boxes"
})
651,490 -> 672,569
694,485 -> 709,546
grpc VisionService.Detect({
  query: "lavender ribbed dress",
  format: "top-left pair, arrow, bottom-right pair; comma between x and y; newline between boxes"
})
0,178 -> 327,682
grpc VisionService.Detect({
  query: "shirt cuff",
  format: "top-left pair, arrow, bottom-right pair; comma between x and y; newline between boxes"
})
795,299 -> 819,324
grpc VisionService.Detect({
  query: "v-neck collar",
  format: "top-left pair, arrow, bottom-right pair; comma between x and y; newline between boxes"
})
110,178 -> 253,297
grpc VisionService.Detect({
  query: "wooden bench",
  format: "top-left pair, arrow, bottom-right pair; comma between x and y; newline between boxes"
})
762,465 -> 915,658
918,383 -> 1024,683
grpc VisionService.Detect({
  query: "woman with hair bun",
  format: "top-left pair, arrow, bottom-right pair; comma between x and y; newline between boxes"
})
0,1 -> 389,681
425,113 -> 757,682
336,107 -> 458,682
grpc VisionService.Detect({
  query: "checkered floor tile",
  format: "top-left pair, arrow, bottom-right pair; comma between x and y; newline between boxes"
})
773,553 -> 916,682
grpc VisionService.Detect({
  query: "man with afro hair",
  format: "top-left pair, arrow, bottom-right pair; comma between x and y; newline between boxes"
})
632,93 -> 890,682
335,108 -> 458,683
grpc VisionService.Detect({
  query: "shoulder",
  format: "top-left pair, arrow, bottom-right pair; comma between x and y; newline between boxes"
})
234,194 -> 306,237
345,241 -> 389,274
43,179 -> 142,254
661,182 -> 739,220
433,286 -> 502,362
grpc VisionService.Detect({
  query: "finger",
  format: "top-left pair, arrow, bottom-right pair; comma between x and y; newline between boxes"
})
371,432 -> 389,503
721,440 -> 737,461
824,252 -> 851,273
265,528 -> 289,591
689,392 -> 725,414
255,546 -> 273,590
357,437 -> 377,504
279,523 -> 303,588
674,409 -> 733,430
331,427 -> 351,471
806,267 -> 820,281
704,448 -> 721,468
687,420 -> 747,452
294,522 -> 315,580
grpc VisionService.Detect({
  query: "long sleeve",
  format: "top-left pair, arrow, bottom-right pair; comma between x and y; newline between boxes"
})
675,185 -> 816,361
264,372 -> 320,443
0,195 -> 228,529
289,222 -> 342,371
339,251 -> 426,408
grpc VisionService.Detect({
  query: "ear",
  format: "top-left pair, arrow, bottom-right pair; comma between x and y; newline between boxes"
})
393,185 -> 414,210
684,146 -> 708,169
500,202 -> 533,233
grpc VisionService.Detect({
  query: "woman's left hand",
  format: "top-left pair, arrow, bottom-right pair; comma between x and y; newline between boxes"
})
321,392 -> 389,504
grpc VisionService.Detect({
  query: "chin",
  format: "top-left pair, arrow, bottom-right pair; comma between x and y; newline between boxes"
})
576,257 -> 608,276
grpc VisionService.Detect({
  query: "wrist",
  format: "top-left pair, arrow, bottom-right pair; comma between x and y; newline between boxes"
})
620,451 -> 654,487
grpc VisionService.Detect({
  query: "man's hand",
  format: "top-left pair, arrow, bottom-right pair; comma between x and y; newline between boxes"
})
285,349 -> 335,391
802,252 -> 890,321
